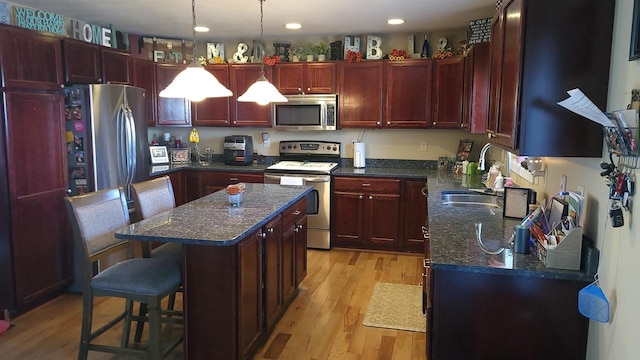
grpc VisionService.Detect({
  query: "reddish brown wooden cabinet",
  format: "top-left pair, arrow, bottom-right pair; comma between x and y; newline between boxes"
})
281,197 -> 307,302
201,171 -> 265,196
487,0 -> 613,156
237,228 -> 264,359
131,58 -> 157,127
385,60 -> 433,128
193,65 -> 231,126
332,176 -> 401,251
263,215 -> 283,331
402,180 -> 428,253
155,63 -> 191,126
0,24 -> 63,90
102,48 -> 131,84
337,62 -> 384,128
462,42 -> 490,133
62,38 -> 103,84
431,56 -> 465,129
230,64 -> 272,127
274,62 -> 336,95
1,90 -> 71,314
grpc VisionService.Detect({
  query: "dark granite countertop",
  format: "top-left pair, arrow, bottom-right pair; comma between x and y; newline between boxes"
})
332,166 -> 428,179
115,183 -> 311,246
150,161 -> 268,176
426,170 -> 592,282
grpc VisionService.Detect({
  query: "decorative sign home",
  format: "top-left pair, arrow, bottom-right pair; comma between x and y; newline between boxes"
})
468,17 -> 492,44
366,35 -> 382,59
69,19 -> 112,47
140,36 -> 194,63
14,6 -> 66,35
344,36 -> 360,59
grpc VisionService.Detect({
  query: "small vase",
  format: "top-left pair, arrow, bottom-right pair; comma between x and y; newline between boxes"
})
306,54 -> 314,62
317,54 -> 326,61
292,55 -> 300,62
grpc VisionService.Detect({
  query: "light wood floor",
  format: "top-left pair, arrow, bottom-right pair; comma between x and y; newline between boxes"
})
0,249 -> 426,360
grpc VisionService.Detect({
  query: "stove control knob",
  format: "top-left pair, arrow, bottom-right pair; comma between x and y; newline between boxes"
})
332,146 -> 337,151
281,145 -> 286,150
287,145 -> 292,149
293,145 -> 297,149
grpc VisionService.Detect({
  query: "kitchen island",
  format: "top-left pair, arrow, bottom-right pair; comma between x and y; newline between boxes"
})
426,172 -> 592,360
115,183 -> 312,359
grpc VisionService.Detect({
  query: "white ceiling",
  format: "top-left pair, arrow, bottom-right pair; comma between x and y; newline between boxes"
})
13,0 -> 496,41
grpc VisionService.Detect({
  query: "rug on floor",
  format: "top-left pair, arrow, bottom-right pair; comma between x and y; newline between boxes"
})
363,282 -> 426,333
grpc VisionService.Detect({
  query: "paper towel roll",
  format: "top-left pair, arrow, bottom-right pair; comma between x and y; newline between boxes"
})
354,142 -> 366,168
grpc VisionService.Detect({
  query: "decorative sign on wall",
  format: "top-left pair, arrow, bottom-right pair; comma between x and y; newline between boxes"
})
14,6 -> 66,35
468,18 -> 492,44
366,35 -> 382,59
70,19 -> 112,47
233,42 -> 249,63
140,36 -> 194,63
344,36 -> 360,59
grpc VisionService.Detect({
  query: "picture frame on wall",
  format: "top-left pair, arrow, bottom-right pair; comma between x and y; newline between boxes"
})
630,0 -> 640,60
149,145 -> 169,164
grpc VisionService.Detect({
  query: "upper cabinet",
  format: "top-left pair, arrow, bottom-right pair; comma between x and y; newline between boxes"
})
488,0 -> 615,156
156,63 -> 191,127
274,62 -> 336,95
62,38 -> 103,84
462,42 -> 490,133
431,57 -> 465,129
385,60 -> 433,128
230,64 -> 272,127
0,24 -> 63,90
193,65 -> 231,127
102,48 -> 131,84
131,58 -> 157,127
337,61 -> 384,128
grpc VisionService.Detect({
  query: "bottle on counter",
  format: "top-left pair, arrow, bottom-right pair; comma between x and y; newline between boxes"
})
461,160 -> 469,174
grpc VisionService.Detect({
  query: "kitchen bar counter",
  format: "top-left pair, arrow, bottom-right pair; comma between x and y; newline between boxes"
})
116,183 -> 309,246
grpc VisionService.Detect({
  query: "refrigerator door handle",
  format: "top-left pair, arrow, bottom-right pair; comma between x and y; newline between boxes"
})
125,106 -> 137,185
116,106 -> 128,189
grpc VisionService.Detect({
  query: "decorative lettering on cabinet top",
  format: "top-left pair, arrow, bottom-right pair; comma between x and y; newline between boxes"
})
70,19 -> 112,47
14,6 -> 66,35
468,17 -> 492,45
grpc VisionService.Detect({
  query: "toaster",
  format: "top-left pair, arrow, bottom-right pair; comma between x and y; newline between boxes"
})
223,135 -> 254,165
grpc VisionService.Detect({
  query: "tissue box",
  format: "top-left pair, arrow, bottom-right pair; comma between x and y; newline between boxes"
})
531,227 -> 583,270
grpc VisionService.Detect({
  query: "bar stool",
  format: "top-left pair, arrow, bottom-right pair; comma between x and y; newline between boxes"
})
64,187 -> 182,359
130,175 -> 183,343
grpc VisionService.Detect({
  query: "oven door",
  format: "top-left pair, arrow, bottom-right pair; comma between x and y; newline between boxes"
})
264,173 -> 331,249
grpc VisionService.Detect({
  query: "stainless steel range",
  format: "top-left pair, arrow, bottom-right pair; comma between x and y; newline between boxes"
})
264,141 -> 341,249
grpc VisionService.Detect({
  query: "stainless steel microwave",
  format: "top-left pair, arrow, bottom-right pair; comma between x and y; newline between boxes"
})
272,94 -> 337,131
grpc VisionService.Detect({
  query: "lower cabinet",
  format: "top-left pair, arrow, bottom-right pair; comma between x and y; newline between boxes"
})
263,215 -> 283,331
332,176 -> 427,253
238,228 -> 264,359
332,176 -> 401,251
202,171 -> 264,196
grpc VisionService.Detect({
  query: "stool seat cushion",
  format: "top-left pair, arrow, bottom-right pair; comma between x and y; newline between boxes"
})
92,258 -> 181,297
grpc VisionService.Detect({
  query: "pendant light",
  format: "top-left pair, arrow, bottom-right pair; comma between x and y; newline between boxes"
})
159,0 -> 232,102
237,0 -> 287,105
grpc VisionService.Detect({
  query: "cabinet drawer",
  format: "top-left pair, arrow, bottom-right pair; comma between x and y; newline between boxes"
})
282,198 -> 307,229
333,177 -> 400,193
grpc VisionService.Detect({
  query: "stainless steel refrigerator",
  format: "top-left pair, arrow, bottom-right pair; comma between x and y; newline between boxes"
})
65,84 -> 150,202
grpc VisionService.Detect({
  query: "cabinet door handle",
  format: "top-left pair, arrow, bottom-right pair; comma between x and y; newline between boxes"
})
297,224 -> 304,230
432,121 -> 437,126
268,227 -> 274,234
307,87 -> 311,92
292,210 -> 301,216
376,121 -> 381,126
421,186 -> 428,197
358,195 -> 363,200
261,232 -> 267,239
293,227 -> 299,233
387,121 -> 391,125
368,195 -> 373,200
229,178 -> 238,181
361,183 -> 371,187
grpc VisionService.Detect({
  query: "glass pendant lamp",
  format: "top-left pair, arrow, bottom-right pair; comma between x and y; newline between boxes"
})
159,0 -> 232,102
237,0 -> 287,105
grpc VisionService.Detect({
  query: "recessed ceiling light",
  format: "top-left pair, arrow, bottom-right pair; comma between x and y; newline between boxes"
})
387,18 -> 405,25
194,26 -> 209,32
285,23 -> 302,30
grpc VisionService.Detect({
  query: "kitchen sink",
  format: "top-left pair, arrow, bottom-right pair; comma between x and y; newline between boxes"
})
441,191 -> 501,209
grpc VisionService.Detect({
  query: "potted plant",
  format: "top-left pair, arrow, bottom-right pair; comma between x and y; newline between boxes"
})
314,43 -> 329,61
303,44 -> 315,62
290,44 -> 305,62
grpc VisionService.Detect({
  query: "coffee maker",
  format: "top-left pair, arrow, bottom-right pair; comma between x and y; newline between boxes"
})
223,135 -> 254,165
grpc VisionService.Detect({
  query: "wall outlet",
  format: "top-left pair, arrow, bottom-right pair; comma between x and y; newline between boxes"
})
560,175 -> 567,193
419,141 -> 427,151
576,185 -> 585,197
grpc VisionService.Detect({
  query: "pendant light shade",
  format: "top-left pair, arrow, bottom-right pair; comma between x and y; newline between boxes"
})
237,0 -> 287,105
159,0 -> 232,102
159,59 -> 232,102
237,74 -> 287,105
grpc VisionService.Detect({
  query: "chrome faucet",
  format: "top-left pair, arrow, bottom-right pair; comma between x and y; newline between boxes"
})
478,142 -> 492,171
